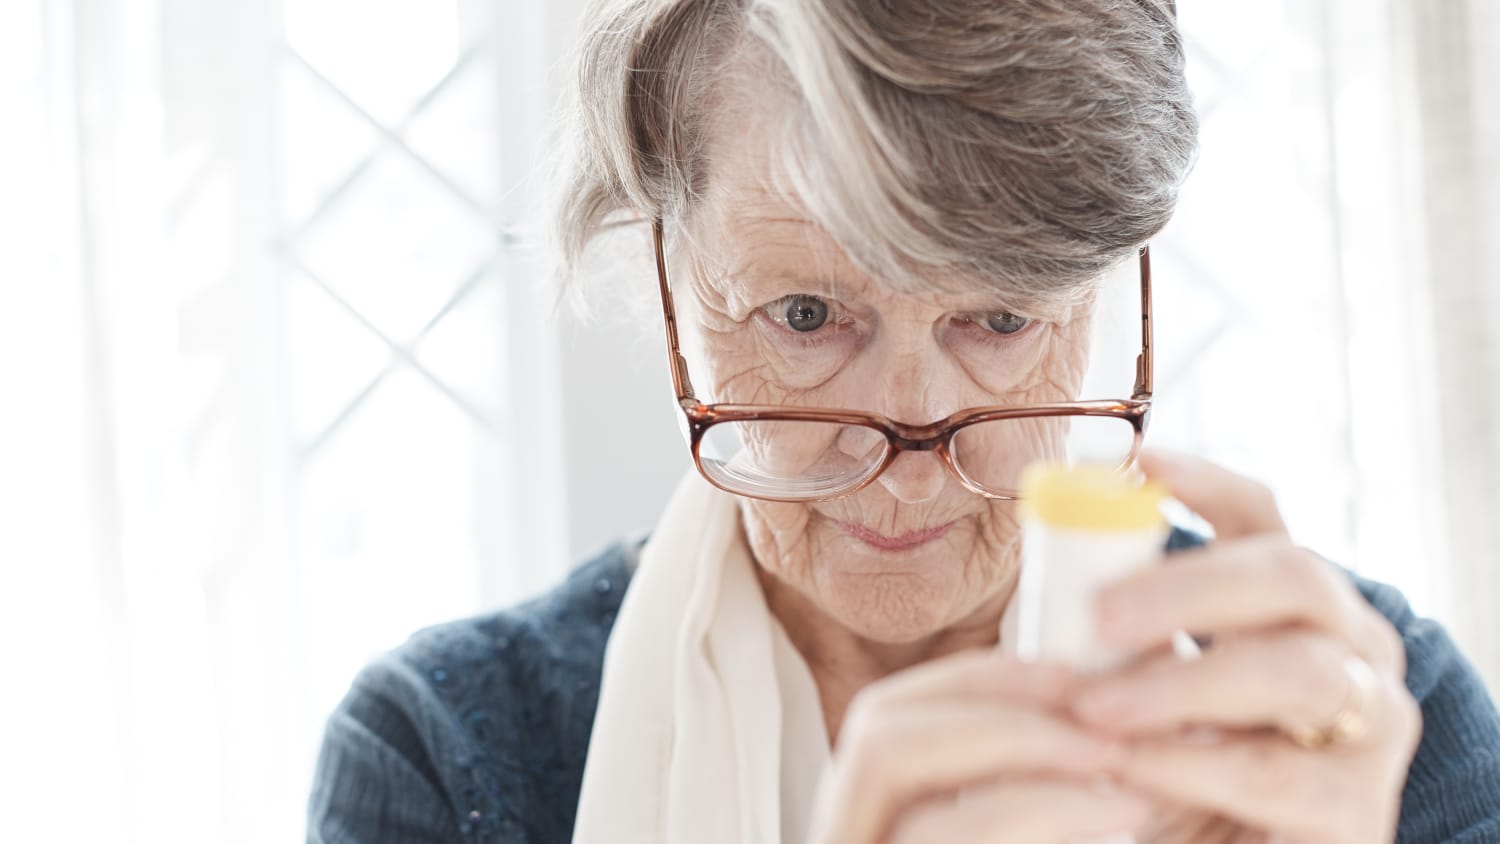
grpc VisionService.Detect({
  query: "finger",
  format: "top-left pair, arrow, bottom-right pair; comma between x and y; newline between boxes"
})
1137,449 -> 1287,540
1114,734 -> 1318,834
887,777 -> 1151,844
824,701 -> 1121,844
856,649 -> 1080,710
1109,732 -> 1409,841
1094,539 -> 1402,671
1073,630 -> 1395,738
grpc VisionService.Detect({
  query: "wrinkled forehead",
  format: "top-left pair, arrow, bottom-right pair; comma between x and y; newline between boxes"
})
677,61 -> 1093,317
682,167 -> 1084,321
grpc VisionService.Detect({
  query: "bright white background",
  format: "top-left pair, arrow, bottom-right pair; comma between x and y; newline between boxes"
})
2,1 -> 1497,842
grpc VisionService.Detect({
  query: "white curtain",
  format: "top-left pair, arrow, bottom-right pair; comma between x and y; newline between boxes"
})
1,1 -> 1496,843
1399,0 -> 1500,692
2,0 -> 577,841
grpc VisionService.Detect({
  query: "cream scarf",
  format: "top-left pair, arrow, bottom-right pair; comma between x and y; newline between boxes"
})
572,471 -> 834,844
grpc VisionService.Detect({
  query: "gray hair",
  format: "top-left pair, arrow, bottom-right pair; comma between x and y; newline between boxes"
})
550,0 -> 1197,309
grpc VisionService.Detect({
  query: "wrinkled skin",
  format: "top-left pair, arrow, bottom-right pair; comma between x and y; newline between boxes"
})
670,108 -> 1096,733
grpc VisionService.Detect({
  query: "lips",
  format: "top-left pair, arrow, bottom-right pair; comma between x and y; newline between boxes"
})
832,518 -> 955,551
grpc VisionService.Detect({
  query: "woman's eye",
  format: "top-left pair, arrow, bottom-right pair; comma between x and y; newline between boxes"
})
983,312 -> 1031,335
778,295 -> 830,332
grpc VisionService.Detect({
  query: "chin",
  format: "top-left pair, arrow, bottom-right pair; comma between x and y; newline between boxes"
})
794,521 -> 989,639
815,565 -> 970,643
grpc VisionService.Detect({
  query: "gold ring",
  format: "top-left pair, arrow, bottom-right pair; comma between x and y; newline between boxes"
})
1285,654 -> 1378,750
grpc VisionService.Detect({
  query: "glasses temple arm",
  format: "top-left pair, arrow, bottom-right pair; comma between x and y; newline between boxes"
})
653,218 -> 698,402
1133,244 -> 1155,401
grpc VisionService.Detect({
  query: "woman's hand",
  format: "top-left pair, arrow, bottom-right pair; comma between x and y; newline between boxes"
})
1072,450 -> 1423,844
805,651 -> 1150,844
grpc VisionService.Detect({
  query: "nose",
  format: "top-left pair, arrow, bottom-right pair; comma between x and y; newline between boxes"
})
864,341 -> 962,503
876,449 -> 947,503
872,341 -> 957,422
845,322 -> 967,502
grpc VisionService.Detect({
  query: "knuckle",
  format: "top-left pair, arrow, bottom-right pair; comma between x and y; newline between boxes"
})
836,701 -> 881,761
1374,621 -> 1407,675
1275,546 -> 1335,595
844,683 -> 891,729
1264,542 -> 1309,585
1390,686 -> 1423,754
1262,634 -> 1346,728
1286,635 -> 1344,705
1273,546 -> 1362,625
1247,478 -> 1279,514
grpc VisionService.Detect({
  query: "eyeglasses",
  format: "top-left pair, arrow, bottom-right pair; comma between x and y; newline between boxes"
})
652,218 -> 1155,502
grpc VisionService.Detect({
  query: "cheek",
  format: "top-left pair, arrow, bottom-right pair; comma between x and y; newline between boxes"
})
694,319 -> 855,406
960,334 -> 1051,396
700,333 -> 781,405
751,316 -> 857,393
736,499 -> 816,578
730,326 -> 856,402
979,499 -> 1024,547
1038,322 -> 1093,394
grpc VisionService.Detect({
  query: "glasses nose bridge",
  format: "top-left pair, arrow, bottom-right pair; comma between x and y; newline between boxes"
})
882,427 -> 974,493
887,429 -> 950,453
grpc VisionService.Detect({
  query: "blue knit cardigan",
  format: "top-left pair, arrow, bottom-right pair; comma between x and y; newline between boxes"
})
308,532 -> 1500,842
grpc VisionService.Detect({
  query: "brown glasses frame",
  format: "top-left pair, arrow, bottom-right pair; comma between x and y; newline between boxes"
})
652,218 -> 1155,502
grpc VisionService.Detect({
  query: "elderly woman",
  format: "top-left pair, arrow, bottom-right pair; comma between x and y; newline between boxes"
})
308,1 -> 1500,842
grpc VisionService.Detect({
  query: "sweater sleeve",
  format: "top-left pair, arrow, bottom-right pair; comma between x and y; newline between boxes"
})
306,658 -> 467,844
1350,575 -> 1500,843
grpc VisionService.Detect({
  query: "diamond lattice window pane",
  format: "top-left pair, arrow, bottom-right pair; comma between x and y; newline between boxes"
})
277,60 -> 381,227
412,272 -> 509,432
285,271 -> 391,446
404,55 -> 502,218
290,149 -> 498,343
282,0 -> 461,126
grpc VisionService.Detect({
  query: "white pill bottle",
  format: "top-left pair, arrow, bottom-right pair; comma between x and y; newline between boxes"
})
1013,463 -> 1174,844
1014,462 -> 1171,671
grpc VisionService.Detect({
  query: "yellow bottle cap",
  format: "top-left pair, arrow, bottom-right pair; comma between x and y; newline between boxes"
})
1019,462 -> 1168,532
